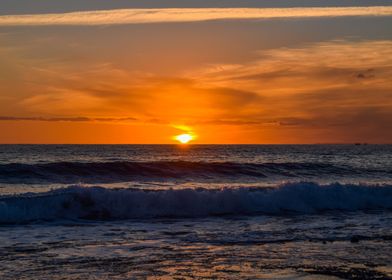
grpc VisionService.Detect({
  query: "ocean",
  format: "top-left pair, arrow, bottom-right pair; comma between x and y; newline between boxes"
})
0,144 -> 391,279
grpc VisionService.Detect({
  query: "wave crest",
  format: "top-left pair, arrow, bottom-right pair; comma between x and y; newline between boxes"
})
1,182 -> 391,224
0,161 -> 377,184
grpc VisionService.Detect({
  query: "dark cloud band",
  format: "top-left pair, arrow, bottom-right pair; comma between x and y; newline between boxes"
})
0,116 -> 138,122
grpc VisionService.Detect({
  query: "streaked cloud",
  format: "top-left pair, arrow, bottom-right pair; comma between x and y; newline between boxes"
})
186,40 -> 392,141
0,116 -> 138,122
1,36 -> 392,143
0,6 -> 392,26
191,40 -> 392,94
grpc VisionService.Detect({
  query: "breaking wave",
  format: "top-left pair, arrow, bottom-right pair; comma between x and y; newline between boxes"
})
0,182 -> 391,224
0,160 -> 385,184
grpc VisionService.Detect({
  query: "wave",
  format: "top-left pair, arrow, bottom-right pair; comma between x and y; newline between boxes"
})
0,182 -> 391,224
0,160 -> 383,184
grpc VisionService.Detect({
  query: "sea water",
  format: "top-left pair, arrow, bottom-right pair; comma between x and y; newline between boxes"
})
0,145 -> 391,279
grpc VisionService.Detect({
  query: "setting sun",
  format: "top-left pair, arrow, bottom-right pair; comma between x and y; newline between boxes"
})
1,1 -> 391,279
175,133 -> 194,144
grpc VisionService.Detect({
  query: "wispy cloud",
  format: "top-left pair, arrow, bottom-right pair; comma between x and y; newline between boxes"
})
0,116 -> 138,122
187,40 -> 392,140
1,37 -> 392,142
0,7 -> 391,26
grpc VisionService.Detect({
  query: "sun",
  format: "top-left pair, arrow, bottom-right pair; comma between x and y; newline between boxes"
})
175,133 -> 194,144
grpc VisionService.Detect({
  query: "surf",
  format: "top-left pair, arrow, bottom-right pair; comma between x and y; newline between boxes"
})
1,182 -> 391,224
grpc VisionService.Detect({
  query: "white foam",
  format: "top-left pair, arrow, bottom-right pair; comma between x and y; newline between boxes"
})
0,182 -> 391,224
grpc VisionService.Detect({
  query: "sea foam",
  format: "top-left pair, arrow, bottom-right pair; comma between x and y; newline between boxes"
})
0,182 -> 391,224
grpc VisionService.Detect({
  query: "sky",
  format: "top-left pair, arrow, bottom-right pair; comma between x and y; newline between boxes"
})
0,1 -> 391,144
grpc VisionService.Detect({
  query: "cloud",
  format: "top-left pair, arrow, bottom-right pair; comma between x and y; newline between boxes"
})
1,37 -> 392,142
182,40 -> 392,140
189,117 -> 307,126
0,116 -> 138,122
0,6 -> 391,26
192,40 -> 392,93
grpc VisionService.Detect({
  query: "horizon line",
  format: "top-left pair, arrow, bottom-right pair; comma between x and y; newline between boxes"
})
0,143 -> 388,145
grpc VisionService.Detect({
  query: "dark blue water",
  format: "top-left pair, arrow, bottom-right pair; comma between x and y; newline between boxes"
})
0,144 -> 392,221
0,145 -> 391,279
1,144 -> 392,187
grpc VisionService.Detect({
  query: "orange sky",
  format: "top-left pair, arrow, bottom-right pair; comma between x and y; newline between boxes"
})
1,7 -> 392,143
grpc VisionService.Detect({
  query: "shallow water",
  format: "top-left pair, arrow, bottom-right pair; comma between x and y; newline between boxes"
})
1,213 -> 391,279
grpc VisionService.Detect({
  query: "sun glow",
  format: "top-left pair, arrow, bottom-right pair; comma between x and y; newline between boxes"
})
175,133 -> 194,144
